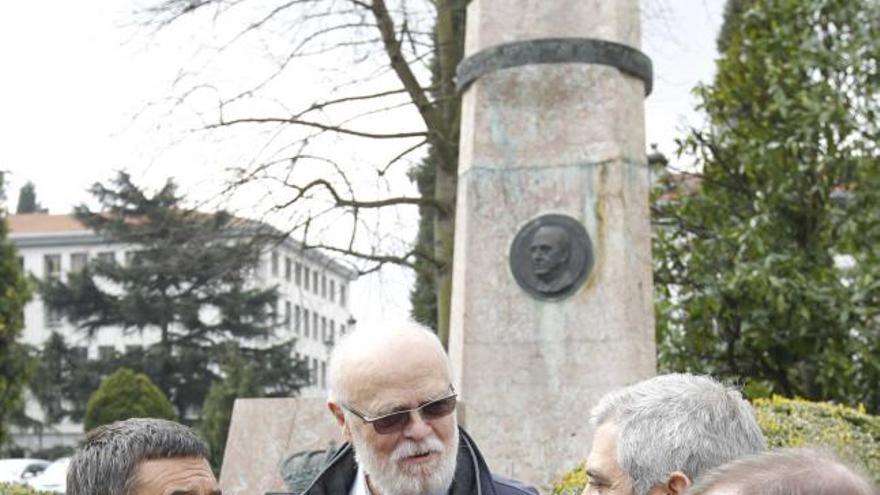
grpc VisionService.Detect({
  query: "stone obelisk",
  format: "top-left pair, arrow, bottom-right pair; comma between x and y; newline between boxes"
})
448,0 -> 655,488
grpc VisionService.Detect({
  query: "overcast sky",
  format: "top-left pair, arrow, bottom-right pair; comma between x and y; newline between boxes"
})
0,0 -> 724,330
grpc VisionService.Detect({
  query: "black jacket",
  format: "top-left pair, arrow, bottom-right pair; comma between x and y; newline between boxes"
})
291,428 -> 538,495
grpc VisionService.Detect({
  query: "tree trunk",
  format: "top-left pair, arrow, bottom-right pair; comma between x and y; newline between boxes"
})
432,0 -> 465,347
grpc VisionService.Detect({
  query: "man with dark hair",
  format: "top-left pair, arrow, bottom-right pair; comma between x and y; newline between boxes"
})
67,417 -> 220,495
685,448 -> 878,495
584,374 -> 766,495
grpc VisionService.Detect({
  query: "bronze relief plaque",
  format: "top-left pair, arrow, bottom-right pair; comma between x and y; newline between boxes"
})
509,214 -> 594,300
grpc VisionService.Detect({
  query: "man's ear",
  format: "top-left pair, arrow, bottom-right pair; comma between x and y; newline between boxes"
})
661,471 -> 691,494
327,401 -> 352,442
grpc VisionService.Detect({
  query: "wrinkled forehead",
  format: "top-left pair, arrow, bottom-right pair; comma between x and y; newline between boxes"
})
341,340 -> 451,411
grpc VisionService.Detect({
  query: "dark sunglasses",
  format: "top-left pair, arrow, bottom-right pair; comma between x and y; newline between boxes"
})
341,387 -> 458,434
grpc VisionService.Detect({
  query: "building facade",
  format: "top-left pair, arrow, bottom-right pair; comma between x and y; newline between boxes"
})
6,213 -> 356,452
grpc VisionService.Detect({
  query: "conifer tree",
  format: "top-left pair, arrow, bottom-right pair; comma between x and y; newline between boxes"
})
42,172 -> 306,415
0,173 -> 33,445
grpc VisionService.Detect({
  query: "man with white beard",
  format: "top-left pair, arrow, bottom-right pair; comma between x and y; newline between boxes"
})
301,321 -> 538,495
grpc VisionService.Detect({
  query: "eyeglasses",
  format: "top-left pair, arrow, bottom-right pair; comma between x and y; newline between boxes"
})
340,387 -> 458,434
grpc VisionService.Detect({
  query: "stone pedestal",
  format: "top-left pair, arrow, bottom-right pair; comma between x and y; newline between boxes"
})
219,398 -> 340,495
449,0 -> 655,489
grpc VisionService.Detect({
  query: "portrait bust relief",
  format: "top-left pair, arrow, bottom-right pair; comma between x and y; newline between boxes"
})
510,214 -> 593,299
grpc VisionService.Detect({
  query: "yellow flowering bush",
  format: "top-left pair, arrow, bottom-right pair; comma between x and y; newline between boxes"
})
552,462 -> 586,495
552,397 -> 880,493
753,396 -> 880,483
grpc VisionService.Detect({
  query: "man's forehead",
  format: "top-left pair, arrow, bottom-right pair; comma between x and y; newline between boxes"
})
587,422 -> 621,469
350,373 -> 450,412
533,226 -> 568,243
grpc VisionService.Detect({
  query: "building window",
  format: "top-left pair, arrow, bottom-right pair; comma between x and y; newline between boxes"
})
44,254 -> 61,280
313,272 -> 319,294
70,252 -> 88,274
44,305 -> 62,328
311,358 -> 318,385
97,251 -> 116,264
285,301 -> 292,329
295,305 -> 301,334
124,345 -> 143,354
320,361 -> 327,389
321,274 -> 327,298
329,280 -> 335,302
295,262 -> 302,286
313,313 -> 319,338
321,316 -> 327,342
98,346 -> 115,361
304,267 -> 311,290
70,346 -> 88,362
285,256 -> 292,281
304,309 -> 310,338
340,324 -> 346,336
271,251 -> 279,277
340,284 -> 347,307
329,320 -> 335,343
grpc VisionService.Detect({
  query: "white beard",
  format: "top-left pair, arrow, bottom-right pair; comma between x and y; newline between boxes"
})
351,428 -> 459,495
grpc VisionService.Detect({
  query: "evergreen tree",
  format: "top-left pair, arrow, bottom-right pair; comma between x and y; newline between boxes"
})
83,368 -> 177,431
654,0 -> 880,411
41,172 -> 306,416
199,344 -> 262,471
29,333 -> 69,425
15,182 -> 46,214
0,177 -> 33,446
30,332 -> 122,423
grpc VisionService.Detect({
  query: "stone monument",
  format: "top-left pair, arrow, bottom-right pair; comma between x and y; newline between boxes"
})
219,398 -> 340,495
449,0 -> 656,488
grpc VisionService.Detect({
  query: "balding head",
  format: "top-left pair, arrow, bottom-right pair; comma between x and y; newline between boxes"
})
686,448 -> 877,495
327,321 -> 451,405
325,321 -> 459,495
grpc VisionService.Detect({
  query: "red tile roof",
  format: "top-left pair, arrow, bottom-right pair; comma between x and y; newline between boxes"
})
7,214 -> 86,234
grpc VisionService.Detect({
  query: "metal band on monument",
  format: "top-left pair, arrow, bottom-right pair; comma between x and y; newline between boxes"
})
456,37 -> 653,96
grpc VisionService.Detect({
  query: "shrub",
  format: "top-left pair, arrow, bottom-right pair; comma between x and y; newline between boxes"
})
0,483 -> 54,495
753,396 -> 880,483
552,462 -> 586,495
83,367 -> 176,432
551,397 -> 880,493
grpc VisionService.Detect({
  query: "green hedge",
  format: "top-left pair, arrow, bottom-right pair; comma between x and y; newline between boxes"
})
0,483 -> 54,495
84,367 -> 176,432
754,396 -> 880,482
552,397 -> 880,494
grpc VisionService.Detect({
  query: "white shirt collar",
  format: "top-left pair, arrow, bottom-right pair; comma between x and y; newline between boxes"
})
349,464 -> 370,495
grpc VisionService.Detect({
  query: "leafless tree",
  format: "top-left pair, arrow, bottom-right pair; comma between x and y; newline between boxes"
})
137,0 -> 671,345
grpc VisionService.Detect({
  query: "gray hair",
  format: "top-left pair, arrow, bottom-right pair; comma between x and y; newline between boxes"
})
67,417 -> 209,495
686,448 -> 877,495
590,373 -> 766,495
327,320 -> 449,403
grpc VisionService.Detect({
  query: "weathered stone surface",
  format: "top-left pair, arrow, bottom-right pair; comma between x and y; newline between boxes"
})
464,0 -> 640,57
220,398 -> 340,495
449,0 -> 655,489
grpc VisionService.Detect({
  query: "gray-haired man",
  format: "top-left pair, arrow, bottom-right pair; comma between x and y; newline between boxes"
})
303,321 -> 537,495
583,374 -> 766,495
67,417 -> 220,495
